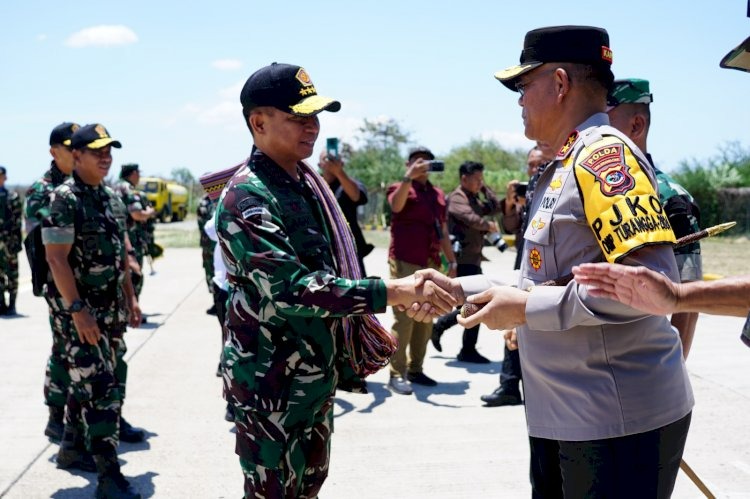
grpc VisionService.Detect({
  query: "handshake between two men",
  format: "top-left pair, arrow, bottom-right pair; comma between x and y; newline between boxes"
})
388,269 -> 529,334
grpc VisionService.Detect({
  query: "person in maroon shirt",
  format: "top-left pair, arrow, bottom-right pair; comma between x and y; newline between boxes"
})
386,146 -> 457,395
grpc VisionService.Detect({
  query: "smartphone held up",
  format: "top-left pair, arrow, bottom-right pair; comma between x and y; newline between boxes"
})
326,137 -> 340,160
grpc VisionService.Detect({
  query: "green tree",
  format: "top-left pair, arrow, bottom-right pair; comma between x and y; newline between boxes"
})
673,142 -> 747,229
170,167 -> 201,213
434,138 -> 528,194
345,118 -> 411,226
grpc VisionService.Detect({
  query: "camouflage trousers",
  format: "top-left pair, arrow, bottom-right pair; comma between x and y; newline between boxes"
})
0,245 -> 18,295
200,241 -> 215,295
44,300 -> 129,409
131,252 -> 145,298
44,306 -> 71,409
54,312 -> 121,454
234,398 -> 334,499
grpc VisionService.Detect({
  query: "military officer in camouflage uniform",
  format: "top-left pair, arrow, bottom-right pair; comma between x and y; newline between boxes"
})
0,165 -> 22,316
44,123 -> 141,498
114,163 -> 154,300
607,78 -> 704,358
24,122 -> 79,444
216,62 -> 457,498
196,192 -> 217,314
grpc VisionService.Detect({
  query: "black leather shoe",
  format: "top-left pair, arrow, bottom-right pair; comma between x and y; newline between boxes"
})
119,418 -> 145,443
388,376 -> 413,395
457,349 -> 491,364
57,447 -> 97,472
406,372 -> 438,387
206,304 -> 218,315
480,386 -> 523,407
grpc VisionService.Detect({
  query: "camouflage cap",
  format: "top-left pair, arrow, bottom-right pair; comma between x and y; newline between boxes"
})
607,78 -> 653,107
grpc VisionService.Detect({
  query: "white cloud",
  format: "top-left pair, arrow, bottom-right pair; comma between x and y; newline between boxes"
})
479,130 -> 534,151
36,34 -> 47,42
212,59 -> 243,71
65,25 -> 138,48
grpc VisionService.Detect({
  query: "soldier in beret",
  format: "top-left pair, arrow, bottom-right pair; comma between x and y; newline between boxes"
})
607,78 -> 704,358
215,62 -> 457,498
415,26 -> 692,497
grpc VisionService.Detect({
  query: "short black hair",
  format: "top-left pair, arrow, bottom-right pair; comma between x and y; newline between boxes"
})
459,161 -> 484,177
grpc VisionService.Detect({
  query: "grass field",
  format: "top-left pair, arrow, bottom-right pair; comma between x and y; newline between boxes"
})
156,225 -> 750,278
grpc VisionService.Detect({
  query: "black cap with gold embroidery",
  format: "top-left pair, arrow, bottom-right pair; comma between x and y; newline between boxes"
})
49,122 -> 80,146
494,26 -> 614,91
70,124 -> 122,150
240,62 -> 341,117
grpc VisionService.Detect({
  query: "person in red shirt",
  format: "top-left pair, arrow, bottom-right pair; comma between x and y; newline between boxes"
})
386,146 -> 457,395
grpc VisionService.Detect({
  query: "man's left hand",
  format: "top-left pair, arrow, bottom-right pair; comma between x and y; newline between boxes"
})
457,286 -> 528,331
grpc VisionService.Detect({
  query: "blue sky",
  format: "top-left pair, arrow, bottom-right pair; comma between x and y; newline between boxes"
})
1,1 -> 749,186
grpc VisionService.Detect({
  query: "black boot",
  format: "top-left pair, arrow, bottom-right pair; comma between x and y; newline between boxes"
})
56,425 -> 96,472
119,417 -> 145,443
0,292 -> 7,315
44,406 -> 65,443
480,385 -> 523,407
94,450 -> 141,499
6,292 -> 16,315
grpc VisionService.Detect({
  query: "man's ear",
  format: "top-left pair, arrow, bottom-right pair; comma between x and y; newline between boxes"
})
249,111 -> 265,135
631,113 -> 648,143
555,68 -> 571,103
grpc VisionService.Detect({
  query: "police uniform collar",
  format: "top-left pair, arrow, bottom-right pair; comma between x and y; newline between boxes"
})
555,113 -> 610,160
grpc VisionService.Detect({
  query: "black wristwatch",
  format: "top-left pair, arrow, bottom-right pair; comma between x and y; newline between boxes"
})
68,299 -> 85,314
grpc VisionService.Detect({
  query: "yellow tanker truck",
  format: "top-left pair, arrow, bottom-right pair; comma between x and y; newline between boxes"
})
139,177 -> 189,222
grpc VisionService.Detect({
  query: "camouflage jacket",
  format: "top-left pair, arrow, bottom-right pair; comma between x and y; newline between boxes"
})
42,172 -> 127,327
25,161 -> 69,234
113,178 -> 148,259
649,156 -> 702,282
216,148 -> 386,414
0,185 -> 22,254
196,193 -> 216,251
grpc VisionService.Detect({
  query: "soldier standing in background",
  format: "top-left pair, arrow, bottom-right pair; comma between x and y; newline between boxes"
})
115,163 -> 155,304
0,165 -> 22,316
24,122 -> 79,444
606,78 -> 703,358
196,192 -> 217,315
44,124 -> 141,498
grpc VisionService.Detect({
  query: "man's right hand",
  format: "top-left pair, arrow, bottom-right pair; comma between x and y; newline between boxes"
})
405,158 -> 429,180
71,309 -> 102,345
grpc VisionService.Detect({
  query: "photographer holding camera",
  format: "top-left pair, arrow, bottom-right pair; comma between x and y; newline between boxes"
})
431,161 -> 502,363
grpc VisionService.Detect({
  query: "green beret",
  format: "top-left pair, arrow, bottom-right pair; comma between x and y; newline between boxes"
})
607,78 -> 653,107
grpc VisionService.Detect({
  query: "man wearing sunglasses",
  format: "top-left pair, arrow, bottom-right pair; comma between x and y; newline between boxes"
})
415,26 -> 692,498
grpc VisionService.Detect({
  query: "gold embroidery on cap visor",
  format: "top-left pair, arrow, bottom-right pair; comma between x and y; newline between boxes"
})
290,95 -> 341,116
87,137 -> 122,149
493,62 -> 543,83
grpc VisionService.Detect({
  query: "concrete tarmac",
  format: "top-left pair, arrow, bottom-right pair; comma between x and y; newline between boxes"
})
1,246 -> 749,498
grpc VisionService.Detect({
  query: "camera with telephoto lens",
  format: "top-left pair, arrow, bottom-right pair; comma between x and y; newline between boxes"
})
485,232 -> 508,253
